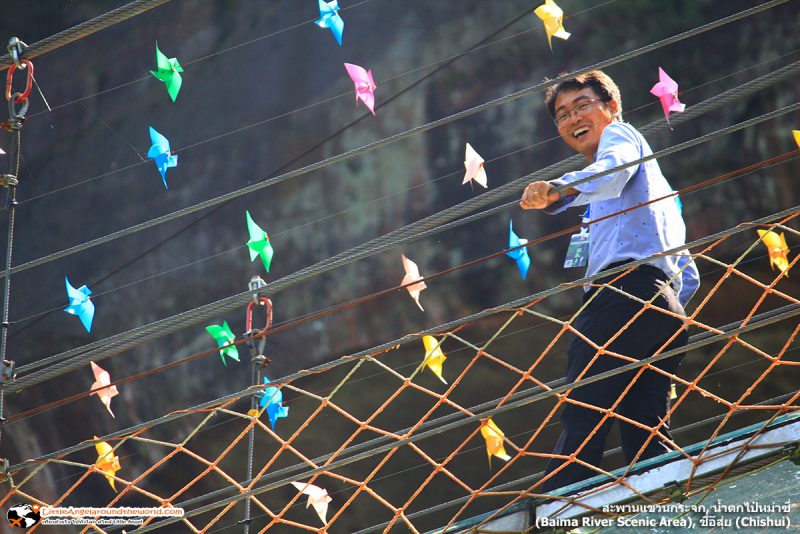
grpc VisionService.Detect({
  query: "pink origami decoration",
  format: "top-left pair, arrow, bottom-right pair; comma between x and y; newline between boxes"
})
650,67 -> 685,125
401,254 -> 427,311
463,143 -> 487,188
344,63 -> 377,115
90,361 -> 119,418
291,481 -> 332,524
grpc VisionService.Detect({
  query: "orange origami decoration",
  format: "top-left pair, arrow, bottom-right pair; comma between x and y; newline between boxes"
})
480,418 -> 511,466
94,437 -> 121,491
757,229 -> 790,274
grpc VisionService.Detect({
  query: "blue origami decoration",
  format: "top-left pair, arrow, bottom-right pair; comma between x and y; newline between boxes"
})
315,0 -> 344,45
64,276 -> 95,332
147,126 -> 178,189
506,220 -> 530,279
259,377 -> 289,429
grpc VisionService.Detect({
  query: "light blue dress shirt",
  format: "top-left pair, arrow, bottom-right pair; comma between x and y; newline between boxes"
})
544,121 -> 700,307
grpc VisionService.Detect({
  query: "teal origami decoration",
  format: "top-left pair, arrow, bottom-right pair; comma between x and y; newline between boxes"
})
246,210 -> 274,273
259,377 -> 289,429
205,321 -> 239,366
147,126 -> 177,189
315,0 -> 344,46
64,276 -> 95,333
150,43 -> 183,102
506,220 -> 530,279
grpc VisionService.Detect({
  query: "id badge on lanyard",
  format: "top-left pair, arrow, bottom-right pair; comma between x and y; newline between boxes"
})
563,207 -> 590,269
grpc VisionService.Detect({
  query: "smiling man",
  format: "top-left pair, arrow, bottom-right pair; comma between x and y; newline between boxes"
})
520,70 -> 699,492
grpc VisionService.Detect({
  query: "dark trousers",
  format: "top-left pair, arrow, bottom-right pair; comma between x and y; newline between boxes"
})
541,263 -> 689,492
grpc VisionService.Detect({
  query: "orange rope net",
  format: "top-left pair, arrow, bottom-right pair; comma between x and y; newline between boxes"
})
2,215 -> 799,533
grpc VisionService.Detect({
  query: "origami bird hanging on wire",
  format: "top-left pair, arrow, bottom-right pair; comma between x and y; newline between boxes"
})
64,276 -> 95,333
534,0 -> 570,50
246,210 -> 274,273
650,67 -> 685,126
291,481 -> 332,524
401,255 -> 427,311
421,335 -> 447,384
506,220 -> 530,279
463,143 -> 488,188
259,377 -> 289,430
344,63 -> 377,115
481,418 -> 511,467
315,0 -> 344,45
89,361 -> 119,418
94,437 -> 121,491
150,43 -> 183,102
205,321 -> 240,366
757,229 -> 791,274
147,126 -> 177,189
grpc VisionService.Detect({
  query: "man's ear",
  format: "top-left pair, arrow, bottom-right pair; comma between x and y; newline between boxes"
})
607,99 -> 620,119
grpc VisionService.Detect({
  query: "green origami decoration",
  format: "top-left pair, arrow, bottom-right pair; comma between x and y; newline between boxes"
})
205,321 -> 240,366
246,210 -> 274,273
150,43 -> 183,102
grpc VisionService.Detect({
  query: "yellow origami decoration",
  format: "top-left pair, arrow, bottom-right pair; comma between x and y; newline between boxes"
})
757,229 -> 790,274
793,129 -> 800,148
534,0 -> 570,50
422,335 -> 447,384
94,437 -> 121,491
480,418 -> 511,466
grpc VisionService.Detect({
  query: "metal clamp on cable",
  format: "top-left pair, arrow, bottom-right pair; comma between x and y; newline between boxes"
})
248,275 -> 267,302
2,57 -> 33,131
245,295 -> 273,366
7,37 -> 28,69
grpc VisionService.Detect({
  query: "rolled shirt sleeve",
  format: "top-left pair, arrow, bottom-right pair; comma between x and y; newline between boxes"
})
545,123 -> 640,214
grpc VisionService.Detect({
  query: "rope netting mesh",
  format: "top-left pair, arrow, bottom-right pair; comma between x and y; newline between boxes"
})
2,213 -> 799,533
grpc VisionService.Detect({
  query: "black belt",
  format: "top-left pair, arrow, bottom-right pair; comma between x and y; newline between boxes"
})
585,259 -> 669,300
604,259 -> 668,279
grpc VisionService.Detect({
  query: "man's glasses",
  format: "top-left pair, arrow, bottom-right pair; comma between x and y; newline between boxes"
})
554,98 -> 605,126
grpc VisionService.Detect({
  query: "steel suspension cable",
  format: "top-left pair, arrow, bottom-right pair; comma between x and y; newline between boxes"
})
352,391 -> 800,534
8,293 -> 800,503
116,300 -> 800,533
7,51 -> 798,330
0,0 -> 788,281
7,205 -> 800,468
10,92 -> 800,390
0,0 -> 173,70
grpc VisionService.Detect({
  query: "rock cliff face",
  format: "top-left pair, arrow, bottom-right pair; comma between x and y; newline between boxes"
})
0,0 -> 798,529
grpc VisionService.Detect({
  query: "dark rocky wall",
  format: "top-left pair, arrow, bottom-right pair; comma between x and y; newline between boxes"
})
0,0 -> 797,530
